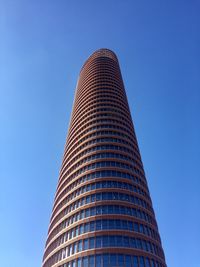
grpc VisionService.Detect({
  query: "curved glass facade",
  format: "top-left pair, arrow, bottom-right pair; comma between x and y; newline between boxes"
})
42,49 -> 166,267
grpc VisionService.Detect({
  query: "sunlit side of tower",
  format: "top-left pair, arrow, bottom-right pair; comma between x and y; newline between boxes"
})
42,49 -> 166,267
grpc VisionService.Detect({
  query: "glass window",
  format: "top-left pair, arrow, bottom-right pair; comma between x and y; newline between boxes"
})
108,205 -> 113,214
101,161 -> 106,167
110,254 -> 117,265
125,194 -> 130,201
96,255 -> 101,267
132,208 -> 137,216
91,183 -> 95,190
89,255 -> 95,267
84,223 -> 89,233
62,248 -> 66,259
144,240 -> 148,251
91,194 -> 96,202
145,258 -> 151,267
147,241 -> 151,252
120,206 -> 125,214
144,226 -> 148,235
79,224 -> 83,235
123,236 -> 130,247
125,255 -> 132,267
116,236 -> 123,246
139,256 -> 145,267
77,258 -> 81,267
75,226 -> 79,236
96,236 -> 101,248
134,222 -> 139,232
82,186 -> 86,193
76,212 -> 80,221
90,237 -> 95,249
102,181 -> 107,188
113,181 -> 117,188
102,205 -> 107,214
102,219 -> 108,229
96,193 -> 101,201
107,181 -> 112,188
140,224 -> 144,233
103,236 -> 109,247
104,170 -> 110,177
69,230 -> 72,239
85,209 -> 90,218
90,207 -> 95,216
65,247 -> 69,257
130,237 -> 136,248
114,205 -> 120,213
69,244 -> 73,256
73,242 -> 77,253
83,238 -> 89,250
109,235 -> 116,247
136,239 -> 142,249
82,257 -> 88,267
80,210 -> 84,219
96,220 -> 101,231
96,182 -> 101,189
131,195 -> 135,203
65,233 -> 68,241
118,254 -> 124,266
96,172 -> 100,178
113,192 -> 118,200
122,220 -> 128,230
72,228 -> 75,238
103,254 -> 109,265
116,219 -> 121,229
151,259 -> 155,267
108,219 -> 115,229
96,206 -> 101,215
133,256 -> 138,267
90,221 -> 95,232
107,192 -> 112,200
102,192 -> 107,200
81,198 -> 85,206
128,221 -> 133,230
86,195 -> 90,204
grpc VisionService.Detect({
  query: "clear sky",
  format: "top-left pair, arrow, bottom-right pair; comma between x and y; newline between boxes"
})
0,1 -> 200,267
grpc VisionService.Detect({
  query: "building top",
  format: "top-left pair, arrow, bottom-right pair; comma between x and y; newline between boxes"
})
80,48 -> 118,74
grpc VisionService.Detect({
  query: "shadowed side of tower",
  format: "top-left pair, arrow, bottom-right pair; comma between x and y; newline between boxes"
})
42,49 -> 167,267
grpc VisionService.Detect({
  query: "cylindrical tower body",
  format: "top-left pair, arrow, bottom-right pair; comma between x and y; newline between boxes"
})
42,49 -> 166,267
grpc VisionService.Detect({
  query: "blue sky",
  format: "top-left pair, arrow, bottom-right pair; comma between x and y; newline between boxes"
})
0,1 -> 200,266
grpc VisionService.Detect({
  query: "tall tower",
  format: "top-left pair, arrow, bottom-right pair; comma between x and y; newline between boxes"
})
42,49 -> 166,267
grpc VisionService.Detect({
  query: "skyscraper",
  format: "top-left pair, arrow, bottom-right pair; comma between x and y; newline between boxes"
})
42,49 -> 166,267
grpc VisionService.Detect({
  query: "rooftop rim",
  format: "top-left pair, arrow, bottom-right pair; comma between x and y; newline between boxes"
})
80,48 -> 118,74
